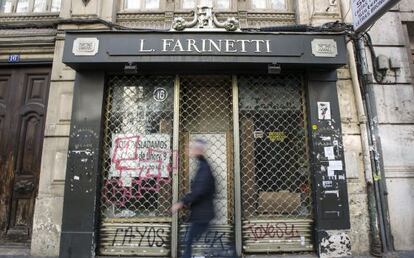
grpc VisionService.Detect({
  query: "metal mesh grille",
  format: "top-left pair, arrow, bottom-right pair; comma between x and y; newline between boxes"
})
100,75 -> 175,219
178,75 -> 234,225
238,74 -> 311,219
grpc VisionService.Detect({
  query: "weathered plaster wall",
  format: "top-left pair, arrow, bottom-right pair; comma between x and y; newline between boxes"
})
366,2 -> 414,251
30,0 -> 113,256
337,67 -> 370,255
30,36 -> 75,256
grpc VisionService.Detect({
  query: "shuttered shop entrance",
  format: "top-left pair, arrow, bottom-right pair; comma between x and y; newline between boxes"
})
238,75 -> 313,253
98,74 -> 313,256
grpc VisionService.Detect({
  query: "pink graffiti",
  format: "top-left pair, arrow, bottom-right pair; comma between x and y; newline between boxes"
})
247,222 -> 300,241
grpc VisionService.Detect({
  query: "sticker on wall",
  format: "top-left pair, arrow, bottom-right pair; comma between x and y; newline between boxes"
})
153,88 -> 168,102
253,130 -> 264,139
322,180 -> 333,188
317,101 -> 332,120
328,160 -> 343,171
324,146 -> 335,160
268,131 -> 287,142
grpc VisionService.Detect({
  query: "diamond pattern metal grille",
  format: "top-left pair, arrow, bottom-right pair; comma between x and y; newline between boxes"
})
238,74 -> 312,219
100,75 -> 175,219
178,75 -> 234,224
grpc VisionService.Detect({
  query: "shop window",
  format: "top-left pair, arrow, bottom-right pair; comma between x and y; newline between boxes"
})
251,0 -> 286,11
0,0 -> 61,14
123,0 -> 160,10
182,0 -> 230,10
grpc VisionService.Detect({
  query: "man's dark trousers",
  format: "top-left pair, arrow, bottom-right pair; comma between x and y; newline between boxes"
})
182,222 -> 209,258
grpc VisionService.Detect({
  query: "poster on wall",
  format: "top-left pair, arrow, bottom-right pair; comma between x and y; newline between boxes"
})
317,102 -> 332,120
109,134 -> 171,179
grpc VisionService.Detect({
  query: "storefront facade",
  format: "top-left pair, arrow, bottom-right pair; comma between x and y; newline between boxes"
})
59,30 -> 351,258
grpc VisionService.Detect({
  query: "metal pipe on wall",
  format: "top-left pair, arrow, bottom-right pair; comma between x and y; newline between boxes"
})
347,40 -> 382,256
339,1 -> 383,255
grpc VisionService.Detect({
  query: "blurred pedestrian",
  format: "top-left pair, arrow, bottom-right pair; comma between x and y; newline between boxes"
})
171,139 -> 216,258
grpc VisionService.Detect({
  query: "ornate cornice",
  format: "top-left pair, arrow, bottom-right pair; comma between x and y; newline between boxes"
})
0,13 -> 59,23
116,10 -> 296,29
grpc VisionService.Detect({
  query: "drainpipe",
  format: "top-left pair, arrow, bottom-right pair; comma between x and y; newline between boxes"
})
356,36 -> 395,254
339,1 -> 383,256
347,40 -> 382,257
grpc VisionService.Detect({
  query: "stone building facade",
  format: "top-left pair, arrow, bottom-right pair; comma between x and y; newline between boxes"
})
0,0 -> 412,257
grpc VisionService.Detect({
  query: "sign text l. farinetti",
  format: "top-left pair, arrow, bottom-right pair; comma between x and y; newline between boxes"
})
138,38 -> 271,53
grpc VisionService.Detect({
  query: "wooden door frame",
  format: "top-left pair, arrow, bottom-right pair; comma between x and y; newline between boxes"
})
0,66 -> 51,242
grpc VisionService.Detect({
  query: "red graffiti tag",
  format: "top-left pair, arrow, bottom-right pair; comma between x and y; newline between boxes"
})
247,222 -> 300,241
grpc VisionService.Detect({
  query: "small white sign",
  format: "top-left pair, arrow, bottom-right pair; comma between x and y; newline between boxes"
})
72,37 -> 99,56
317,102 -> 332,120
109,134 -> 171,178
324,146 -> 335,160
253,130 -> 264,139
311,39 -> 338,57
329,160 -> 343,171
153,88 -> 168,102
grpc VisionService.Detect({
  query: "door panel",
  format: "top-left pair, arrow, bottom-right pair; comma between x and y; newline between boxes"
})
238,74 -> 314,252
98,75 -> 175,256
178,76 -> 235,257
0,71 -> 13,239
0,67 -> 50,241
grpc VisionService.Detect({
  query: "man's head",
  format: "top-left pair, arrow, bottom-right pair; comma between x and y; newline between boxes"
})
189,138 -> 207,157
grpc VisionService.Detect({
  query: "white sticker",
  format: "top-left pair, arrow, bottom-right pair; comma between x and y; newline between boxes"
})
327,169 -> 335,177
74,175 -> 80,180
322,180 -> 333,188
321,136 -> 331,142
329,160 -> 343,171
300,236 -> 306,246
317,102 -> 332,120
324,146 -> 335,160
253,130 -> 264,139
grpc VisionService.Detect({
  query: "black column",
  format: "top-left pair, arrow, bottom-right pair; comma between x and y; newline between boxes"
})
60,71 -> 105,258
306,70 -> 351,256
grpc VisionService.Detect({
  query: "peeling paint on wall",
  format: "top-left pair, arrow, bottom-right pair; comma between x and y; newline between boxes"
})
319,231 -> 352,258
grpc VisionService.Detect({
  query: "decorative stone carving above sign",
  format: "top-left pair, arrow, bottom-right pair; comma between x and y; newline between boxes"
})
171,5 -> 240,32
72,37 -> 99,56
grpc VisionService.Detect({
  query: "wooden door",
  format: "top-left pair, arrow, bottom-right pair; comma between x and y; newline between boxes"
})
0,67 -> 51,242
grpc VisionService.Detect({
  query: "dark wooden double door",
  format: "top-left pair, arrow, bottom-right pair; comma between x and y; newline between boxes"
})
0,67 -> 50,242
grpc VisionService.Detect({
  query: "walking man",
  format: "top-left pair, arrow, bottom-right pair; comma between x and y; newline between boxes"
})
171,139 -> 216,258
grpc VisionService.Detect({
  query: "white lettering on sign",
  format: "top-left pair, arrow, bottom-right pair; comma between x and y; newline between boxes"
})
109,134 -> 171,178
352,0 -> 400,31
157,38 -> 272,53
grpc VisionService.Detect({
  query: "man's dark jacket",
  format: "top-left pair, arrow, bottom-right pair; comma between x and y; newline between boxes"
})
181,156 -> 216,223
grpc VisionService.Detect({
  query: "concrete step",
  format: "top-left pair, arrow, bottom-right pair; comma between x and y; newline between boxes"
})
0,243 -> 30,256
